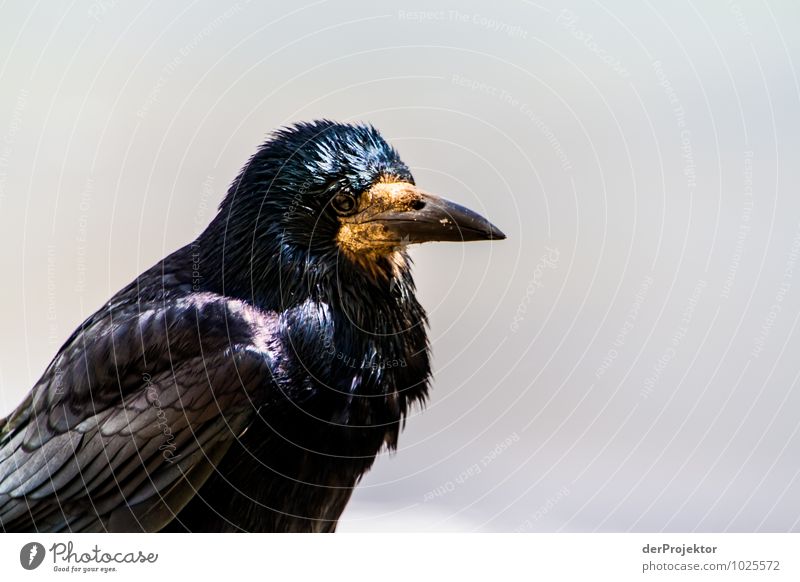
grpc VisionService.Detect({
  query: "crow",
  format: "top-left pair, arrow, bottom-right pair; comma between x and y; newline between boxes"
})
0,120 -> 504,532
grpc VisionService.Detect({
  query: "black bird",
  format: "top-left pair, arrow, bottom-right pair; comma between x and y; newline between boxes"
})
0,120 -> 504,532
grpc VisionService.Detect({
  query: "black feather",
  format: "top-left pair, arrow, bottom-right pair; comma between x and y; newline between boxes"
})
0,121 -> 431,532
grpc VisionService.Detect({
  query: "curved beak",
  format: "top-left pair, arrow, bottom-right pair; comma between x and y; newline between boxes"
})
371,190 -> 506,244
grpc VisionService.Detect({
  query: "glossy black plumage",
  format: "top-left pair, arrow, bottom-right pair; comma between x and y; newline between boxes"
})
0,120 -> 502,532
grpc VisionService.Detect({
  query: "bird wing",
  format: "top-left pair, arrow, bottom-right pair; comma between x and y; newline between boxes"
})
0,293 -> 278,532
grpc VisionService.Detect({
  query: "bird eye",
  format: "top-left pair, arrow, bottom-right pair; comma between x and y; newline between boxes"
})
331,193 -> 357,215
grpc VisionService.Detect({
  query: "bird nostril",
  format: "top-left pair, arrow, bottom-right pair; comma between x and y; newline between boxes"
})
409,199 -> 426,211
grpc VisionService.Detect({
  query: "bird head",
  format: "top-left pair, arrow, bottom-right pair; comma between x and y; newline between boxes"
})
204,120 -> 505,301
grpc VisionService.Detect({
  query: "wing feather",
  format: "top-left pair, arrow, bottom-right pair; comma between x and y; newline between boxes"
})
0,293 -> 278,532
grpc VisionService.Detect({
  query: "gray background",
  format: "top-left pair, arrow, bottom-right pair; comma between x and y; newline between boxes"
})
1,0 -> 799,532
